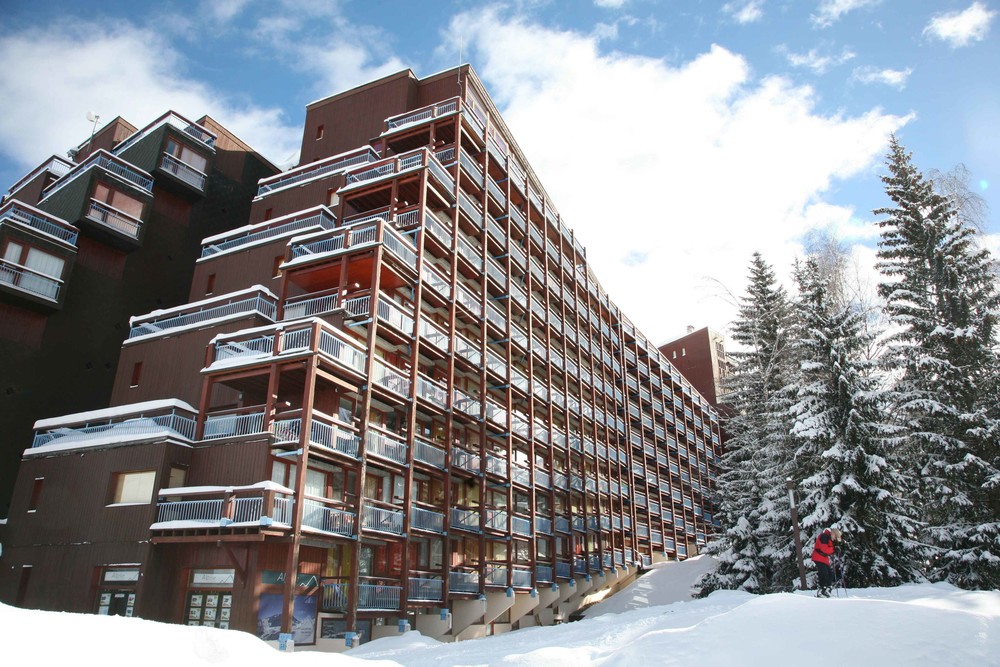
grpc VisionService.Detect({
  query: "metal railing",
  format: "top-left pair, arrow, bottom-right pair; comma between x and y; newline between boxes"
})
512,516 -> 532,536
415,374 -> 448,409
130,293 -> 276,338
411,506 -> 445,533
364,427 -> 408,465
485,508 -> 507,531
302,499 -> 355,536
386,97 -> 459,130
511,567 -> 532,588
371,358 -> 411,396
0,202 -> 78,244
414,437 -> 446,468
42,151 -> 153,201
485,564 -> 508,587
282,291 -> 338,320
358,583 -> 401,610
257,148 -> 377,196
160,153 -> 206,190
449,569 -> 479,593
535,565 -> 553,582
86,199 -> 142,238
33,409 -> 196,448
409,577 -> 444,601
155,499 -> 223,522
0,261 -> 62,301
202,209 -> 335,258
203,411 -> 265,440
362,504 -> 405,535
450,507 -> 480,532
534,516 -> 552,534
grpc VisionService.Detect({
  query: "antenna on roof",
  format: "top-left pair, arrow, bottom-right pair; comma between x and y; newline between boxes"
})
86,111 -> 101,150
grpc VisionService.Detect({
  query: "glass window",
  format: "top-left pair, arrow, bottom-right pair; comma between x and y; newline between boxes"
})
112,470 -> 156,504
166,139 -> 208,173
305,469 -> 326,498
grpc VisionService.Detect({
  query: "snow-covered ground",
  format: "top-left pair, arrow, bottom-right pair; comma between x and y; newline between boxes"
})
5,557 -> 999,666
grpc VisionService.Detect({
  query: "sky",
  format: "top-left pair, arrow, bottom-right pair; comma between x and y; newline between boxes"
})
4,556 -> 1000,665
0,0 -> 997,345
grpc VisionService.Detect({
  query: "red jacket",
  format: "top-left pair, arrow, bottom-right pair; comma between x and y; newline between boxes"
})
811,530 -> 835,565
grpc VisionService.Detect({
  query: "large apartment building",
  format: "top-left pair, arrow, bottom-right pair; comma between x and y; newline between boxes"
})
0,67 -> 722,649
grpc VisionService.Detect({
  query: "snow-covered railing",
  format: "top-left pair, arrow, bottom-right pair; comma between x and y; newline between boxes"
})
129,289 -> 277,339
115,112 -> 216,156
256,147 -> 378,196
201,207 -> 336,258
41,149 -> 153,201
0,200 -> 78,245
386,97 -> 459,131
31,401 -> 197,450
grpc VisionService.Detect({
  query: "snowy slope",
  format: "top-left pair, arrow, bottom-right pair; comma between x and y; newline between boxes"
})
4,564 -> 999,666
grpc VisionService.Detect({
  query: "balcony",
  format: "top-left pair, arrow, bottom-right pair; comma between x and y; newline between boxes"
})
453,449 -> 480,475
129,287 -> 277,340
534,516 -> 552,534
0,200 -> 78,246
152,483 -> 293,531
257,147 -> 378,196
207,320 -> 367,377
450,507 -> 480,533
413,437 -> 446,468
30,400 -> 196,454
287,219 -> 417,275
364,426 -> 408,465
270,415 -> 360,458
0,259 -> 64,303
343,292 -> 415,336
160,152 -> 206,191
485,508 -> 508,531
85,198 -> 142,239
302,499 -> 356,537
512,516 -> 532,536
385,97 -> 459,132
41,149 -> 153,202
202,207 -> 336,259
371,358 -> 411,397
362,502 -> 405,536
485,564 -> 508,587
449,569 -> 479,594
415,374 -> 449,410
411,506 -> 445,533
409,577 -> 444,602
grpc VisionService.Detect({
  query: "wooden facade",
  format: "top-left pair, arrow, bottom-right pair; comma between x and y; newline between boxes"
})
0,67 -> 722,650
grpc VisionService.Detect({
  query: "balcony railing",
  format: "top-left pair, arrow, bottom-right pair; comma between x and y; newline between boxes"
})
512,516 -> 532,536
154,492 -> 291,527
413,437 -> 446,468
282,290 -> 338,320
449,569 -> 479,594
270,417 -> 360,458
203,410 -> 265,440
450,507 -> 480,533
453,449 -> 480,474
485,564 -> 508,587
0,200 -> 78,245
41,150 -> 153,201
409,577 -> 444,601
371,358 -> 411,397
0,261 -> 62,301
362,503 -> 405,535
364,426 -> 408,465
485,508 -> 508,531
160,153 -> 206,190
359,583 -> 402,610
411,506 -> 445,533
32,405 -> 196,449
344,293 -> 415,335
129,290 -> 277,339
415,374 -> 449,410
86,199 -> 142,238
386,97 -> 459,130
257,147 -> 378,196
535,565 -> 553,583
535,516 -> 552,534
202,208 -> 335,258
418,317 -> 449,354
301,499 -> 356,537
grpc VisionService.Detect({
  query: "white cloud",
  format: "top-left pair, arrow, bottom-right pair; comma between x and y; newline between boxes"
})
781,45 -> 856,74
594,0 -> 628,8
852,65 -> 912,89
812,0 -> 881,28
723,0 -> 765,24
923,2 -> 996,48
0,21 -> 302,171
247,1 -> 407,97
448,8 -> 911,342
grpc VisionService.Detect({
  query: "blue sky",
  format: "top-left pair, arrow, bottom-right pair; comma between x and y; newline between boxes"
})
0,0 -> 996,342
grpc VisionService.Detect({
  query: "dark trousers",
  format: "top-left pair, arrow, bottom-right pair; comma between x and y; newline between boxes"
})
816,561 -> 833,588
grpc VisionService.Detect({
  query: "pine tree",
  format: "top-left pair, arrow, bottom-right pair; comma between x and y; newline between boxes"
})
787,259 -> 925,587
697,253 -> 796,595
875,136 -> 1000,588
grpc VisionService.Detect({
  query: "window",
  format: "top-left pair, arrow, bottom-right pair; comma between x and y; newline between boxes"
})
168,466 -> 187,489
28,477 -> 44,512
165,138 -> 208,173
112,470 -> 156,504
272,256 -> 283,278
205,273 -> 216,295
264,208 -> 273,220
130,362 -> 143,387
1,241 -> 66,300
93,182 -> 144,219
315,124 -> 324,140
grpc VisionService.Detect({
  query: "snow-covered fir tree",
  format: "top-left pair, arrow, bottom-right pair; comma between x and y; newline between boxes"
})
875,136 -> 1000,589
697,253 -> 796,595
787,258 -> 925,587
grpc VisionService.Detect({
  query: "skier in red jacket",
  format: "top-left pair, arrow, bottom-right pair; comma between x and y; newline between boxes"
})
811,527 -> 842,597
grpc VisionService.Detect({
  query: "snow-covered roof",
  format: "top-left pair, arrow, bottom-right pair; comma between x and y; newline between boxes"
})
25,423 -> 192,458
157,481 -> 294,497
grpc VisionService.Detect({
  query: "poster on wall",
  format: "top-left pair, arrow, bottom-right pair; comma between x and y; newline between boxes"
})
257,593 -> 317,645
